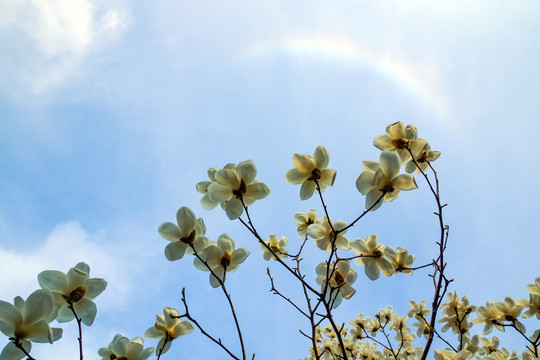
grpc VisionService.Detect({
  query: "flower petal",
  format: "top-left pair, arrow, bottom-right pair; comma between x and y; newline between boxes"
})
158,223 -> 181,242
23,290 -> 54,325
300,181 -> 316,200
313,146 -> 330,169
292,153 -> 314,173
164,242 -> 188,261
84,278 -> 107,299
207,182 -> 233,203
393,174 -> 418,191
245,183 -> 270,200
373,134 -> 393,150
214,169 -> 240,189
320,168 -> 336,187
176,207 -> 195,234
38,270 -> 67,293
74,298 -> 97,326
285,168 -> 308,184
380,150 -> 401,180
366,188 -> 384,211
236,160 -> 257,184
225,198 -> 244,220
231,248 -> 250,267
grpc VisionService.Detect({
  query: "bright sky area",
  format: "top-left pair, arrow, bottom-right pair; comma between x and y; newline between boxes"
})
0,1 -> 539,359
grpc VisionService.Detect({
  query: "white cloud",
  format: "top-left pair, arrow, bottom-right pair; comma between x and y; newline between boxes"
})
0,0 -> 132,95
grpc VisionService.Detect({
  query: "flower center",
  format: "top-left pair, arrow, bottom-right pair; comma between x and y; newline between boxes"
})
308,168 -> 322,181
380,184 -> 395,193
220,252 -> 232,269
392,138 -> 409,149
232,179 -> 247,199
334,271 -> 345,285
180,229 -> 196,245
65,286 -> 86,303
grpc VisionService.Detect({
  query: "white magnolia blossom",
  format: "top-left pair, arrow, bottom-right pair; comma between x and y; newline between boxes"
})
285,145 -> 337,200
144,306 -> 193,355
37,262 -> 107,326
0,290 -> 62,360
373,121 -> 428,163
98,334 -> 154,360
351,234 -> 394,281
158,206 -> 209,261
307,217 -> 349,252
207,160 -> 270,220
356,150 -> 417,211
316,261 -> 357,308
260,234 -> 288,261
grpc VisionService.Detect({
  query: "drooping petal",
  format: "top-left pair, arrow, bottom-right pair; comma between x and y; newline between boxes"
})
84,278 -> 107,299
176,207 -> 196,235
380,150 -> 401,180
373,134 -> 393,150
393,174 -> 418,191
158,223 -> 181,242
200,194 -> 219,210
164,242 -> 188,261
24,320 -> 52,343
0,341 -> 29,360
209,273 -> 222,288
225,198 -> 244,220
320,168 -> 336,187
313,146 -> 330,169
236,160 -> 257,184
355,171 -> 375,195
292,153 -> 314,173
364,260 -> 381,281
0,301 -> 22,329
383,189 -> 401,202
365,188 -> 384,211
300,181 -> 316,200
156,338 -> 172,355
37,271 -> 67,293
285,168 -> 308,184
56,304 -> 75,323
231,248 -> 250,267
74,298 -> 97,326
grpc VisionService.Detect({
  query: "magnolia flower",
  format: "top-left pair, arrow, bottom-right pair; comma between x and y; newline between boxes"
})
144,306 -> 193,355
285,146 -> 337,200
356,150 -> 418,211
98,334 -> 154,360
307,217 -> 349,252
434,349 -> 473,360
294,209 -> 317,238
517,294 -> 540,319
193,234 -> 250,288
207,160 -> 270,220
526,277 -> 540,296
315,261 -> 357,308
260,234 -> 288,261
373,121 -> 428,162
472,301 -> 504,334
0,290 -> 62,360
351,234 -> 394,280
37,262 -> 107,326
404,142 -> 441,174
196,167 -> 220,209
385,246 -> 415,275
158,206 -> 209,261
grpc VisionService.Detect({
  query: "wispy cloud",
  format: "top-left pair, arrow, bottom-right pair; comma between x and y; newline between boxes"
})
0,0 -> 132,96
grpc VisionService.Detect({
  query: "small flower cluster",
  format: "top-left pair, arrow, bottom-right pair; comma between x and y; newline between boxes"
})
0,262 -> 107,360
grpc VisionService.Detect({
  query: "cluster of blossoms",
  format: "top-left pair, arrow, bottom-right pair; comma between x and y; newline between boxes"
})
0,262 -> 106,360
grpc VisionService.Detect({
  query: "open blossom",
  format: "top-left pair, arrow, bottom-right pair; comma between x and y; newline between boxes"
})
373,121 -> 428,163
158,206 -> 209,261
206,160 -> 270,220
285,146 -> 337,200
404,142 -> 441,174
37,262 -> 107,326
315,261 -> 357,308
195,167 -> 220,209
193,234 -> 250,288
98,334 -> 154,360
294,209 -> 317,238
0,290 -> 62,360
307,217 -> 349,252
144,306 -> 193,355
260,234 -> 288,261
356,150 -> 417,211
385,246 -> 415,274
351,234 -> 394,280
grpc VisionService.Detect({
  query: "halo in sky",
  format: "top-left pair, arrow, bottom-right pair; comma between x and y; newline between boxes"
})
242,34 -> 450,121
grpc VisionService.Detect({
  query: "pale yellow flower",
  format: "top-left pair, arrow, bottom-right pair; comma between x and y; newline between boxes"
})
285,146 -> 337,200
351,234 -> 394,280
207,160 -> 270,219
404,142 -> 441,174
294,209 -> 317,238
385,246 -> 415,274
307,217 -> 349,252
434,349 -> 473,360
260,234 -> 288,261
38,262 -> 107,326
98,334 -> 154,360
373,121 -> 428,163
158,206 -> 209,261
356,150 -> 417,211
193,234 -> 250,288
144,306 -> 193,355
315,261 -> 357,308
0,290 -> 62,360
195,167 -> 220,209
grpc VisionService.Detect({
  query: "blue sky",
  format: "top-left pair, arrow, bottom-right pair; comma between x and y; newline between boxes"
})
1,1 -> 539,359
